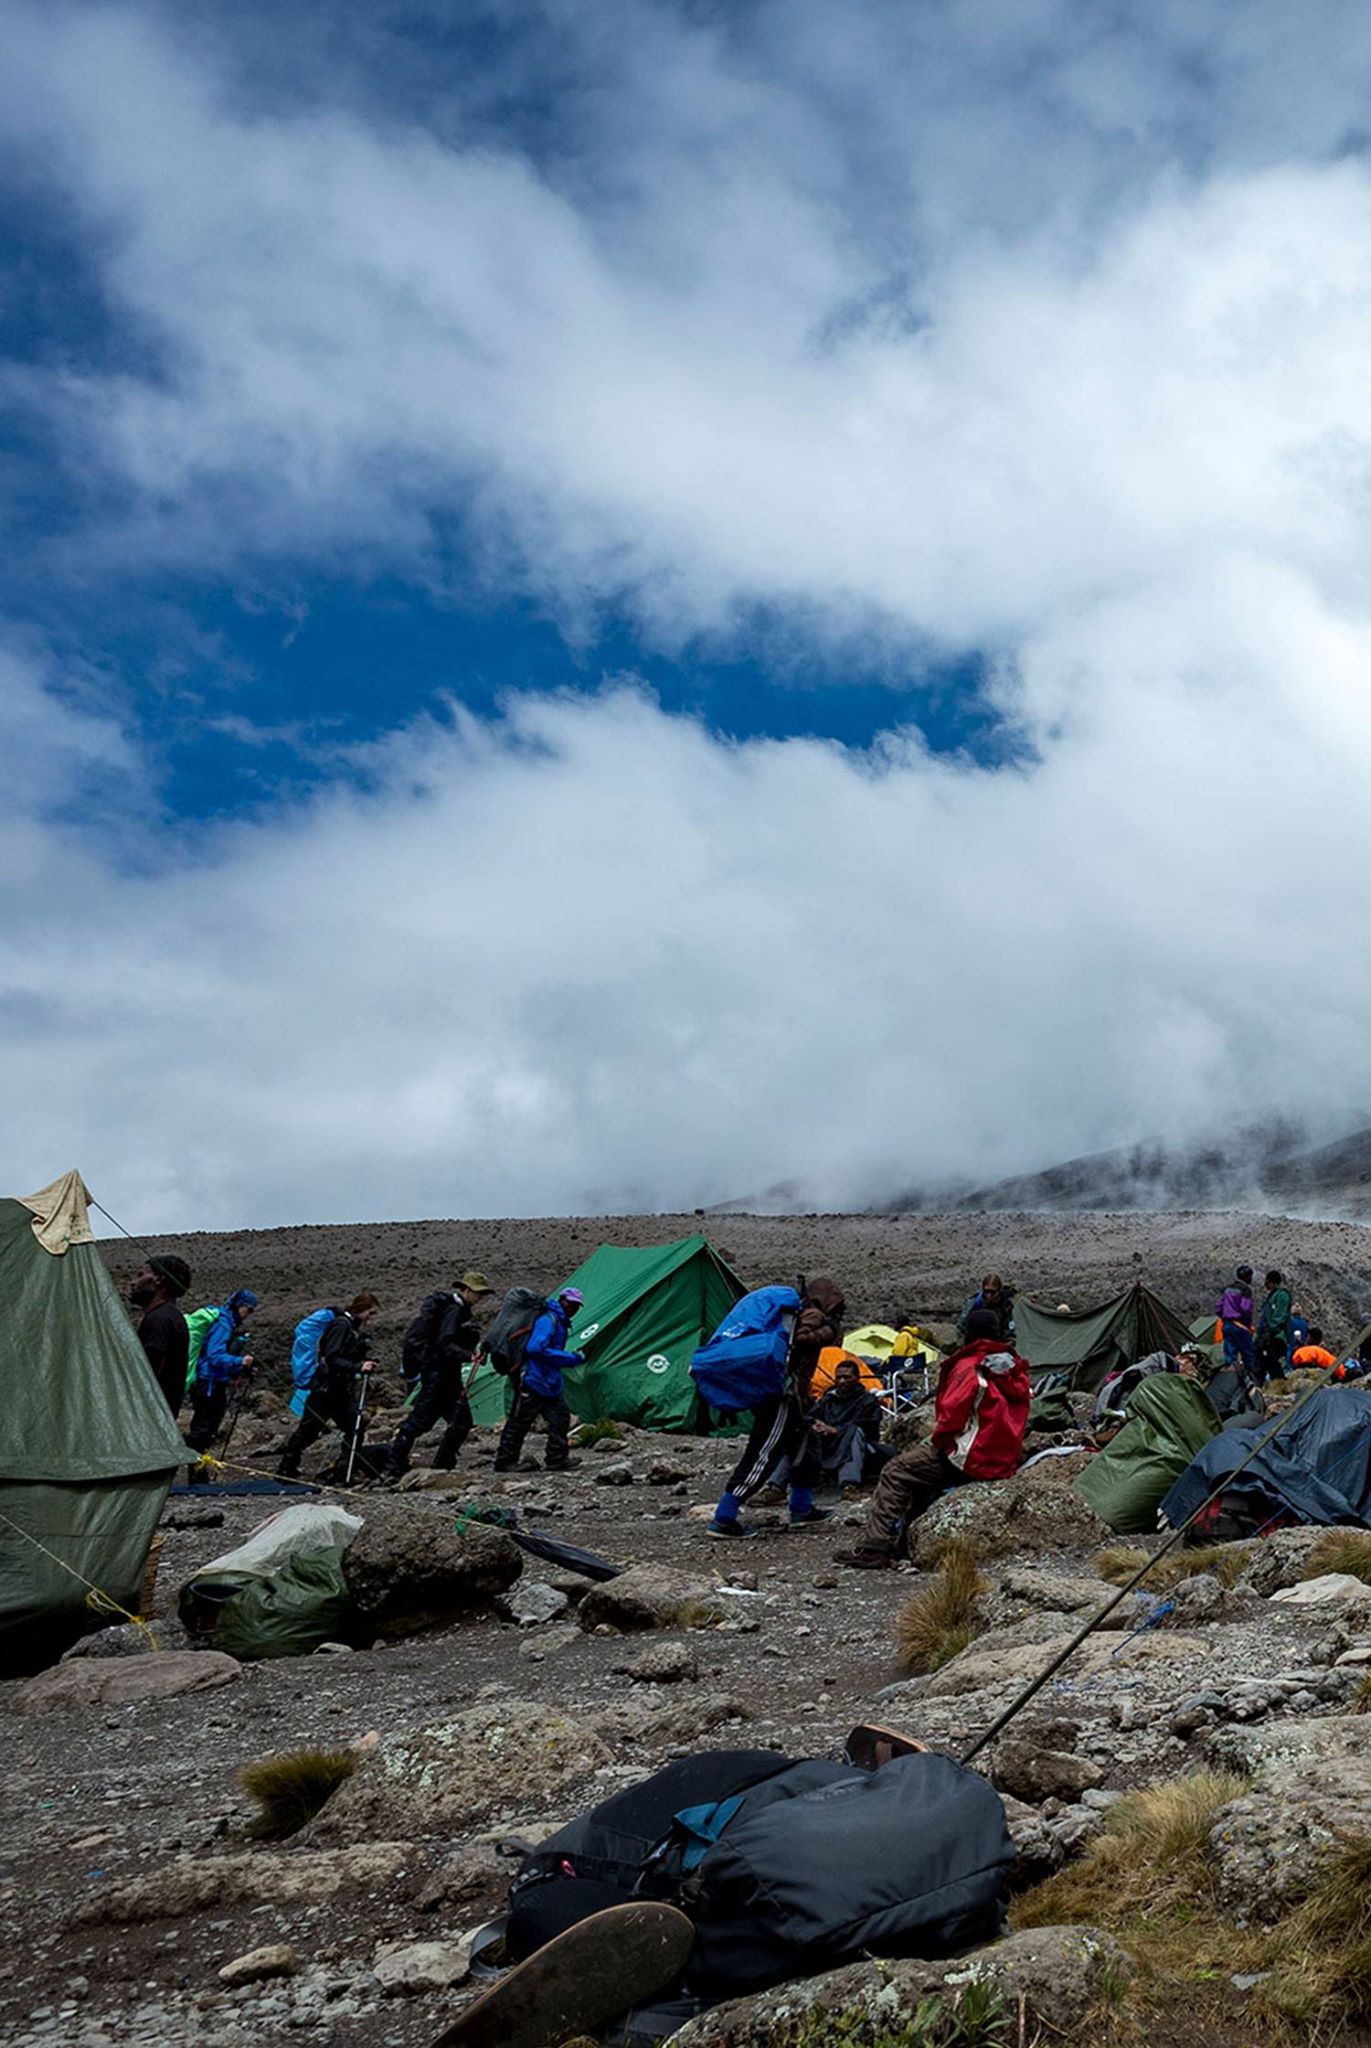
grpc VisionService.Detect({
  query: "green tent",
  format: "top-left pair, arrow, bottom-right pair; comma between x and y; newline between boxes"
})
1189,1312 -> 1225,1367
0,1172 -> 186,1669
1015,1282 -> 1194,1392
467,1234 -> 746,1434
1075,1376 -> 1222,1533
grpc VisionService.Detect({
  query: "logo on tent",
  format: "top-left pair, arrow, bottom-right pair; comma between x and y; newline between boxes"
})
646,1353 -> 671,1374
579,1321 -> 602,1341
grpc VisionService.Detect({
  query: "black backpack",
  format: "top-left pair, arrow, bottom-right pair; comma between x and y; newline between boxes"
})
508,1747 -> 1012,2001
484,1286 -> 547,1377
401,1291 -> 452,1380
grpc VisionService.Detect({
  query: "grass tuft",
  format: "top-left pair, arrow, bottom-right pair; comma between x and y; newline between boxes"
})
1096,1542 -> 1249,1592
574,1417 -> 624,1447
1259,1836 -> 1371,2026
673,1596 -> 728,1629
1015,1771 -> 1248,1935
775,1980 -> 1009,2048
1301,1529 -> 1371,1587
238,1748 -> 357,1839
895,1541 -> 986,1675
1351,1672 -> 1371,1716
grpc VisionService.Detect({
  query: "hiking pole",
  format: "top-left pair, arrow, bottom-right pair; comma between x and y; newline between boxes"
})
219,1363 -> 255,1460
958,1373 -> 1333,1767
344,1362 -> 375,1487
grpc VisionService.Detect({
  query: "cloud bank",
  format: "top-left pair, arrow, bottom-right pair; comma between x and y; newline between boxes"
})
4,2 -> 1371,1225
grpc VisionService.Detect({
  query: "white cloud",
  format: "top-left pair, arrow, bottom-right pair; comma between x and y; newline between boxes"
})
4,4 -> 1371,1222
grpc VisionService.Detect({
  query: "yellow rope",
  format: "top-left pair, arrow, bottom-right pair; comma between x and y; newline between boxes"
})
0,1505 -> 162,1647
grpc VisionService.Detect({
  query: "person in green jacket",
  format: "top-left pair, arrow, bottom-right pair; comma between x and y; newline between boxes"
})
1256,1269 -> 1293,1383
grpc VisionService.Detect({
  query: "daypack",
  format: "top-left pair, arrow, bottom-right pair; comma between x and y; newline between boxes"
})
401,1291 -> 452,1380
509,1746 -> 1012,2002
184,1304 -> 221,1393
690,1285 -> 801,1413
288,1307 -> 337,1418
484,1286 -> 547,1377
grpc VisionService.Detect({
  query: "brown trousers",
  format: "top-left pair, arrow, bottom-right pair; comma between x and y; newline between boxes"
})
858,1441 -> 965,1555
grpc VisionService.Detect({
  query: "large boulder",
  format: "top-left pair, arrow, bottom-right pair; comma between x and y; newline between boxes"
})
309,1701 -> 610,1843
1206,1716 -> 1371,1920
341,1511 -> 522,1637
992,1740 -> 1105,1807
1233,1528 -> 1329,1597
910,1470 -> 1111,1568
920,1627 -> 1207,1699
667,1925 -> 1131,2047
10,1651 -> 241,1714
578,1564 -> 724,1633
71,1843 -> 410,1925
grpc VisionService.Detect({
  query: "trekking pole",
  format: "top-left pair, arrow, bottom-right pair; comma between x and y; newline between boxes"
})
219,1374 -> 249,1459
345,1362 -> 375,1486
959,1374 -> 1332,1766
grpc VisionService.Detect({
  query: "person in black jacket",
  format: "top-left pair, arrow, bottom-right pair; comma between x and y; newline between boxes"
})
278,1293 -> 381,1479
130,1255 -> 192,1416
798,1358 -> 884,1496
385,1270 -> 494,1475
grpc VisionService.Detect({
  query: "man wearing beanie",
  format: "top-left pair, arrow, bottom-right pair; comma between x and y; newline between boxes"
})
130,1255 -> 192,1416
835,1306 -> 1031,1569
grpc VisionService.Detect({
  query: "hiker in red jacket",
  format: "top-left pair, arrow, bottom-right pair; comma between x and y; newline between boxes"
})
835,1309 -> 1031,1568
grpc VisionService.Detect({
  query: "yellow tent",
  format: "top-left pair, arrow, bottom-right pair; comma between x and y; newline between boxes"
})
847,1321 -> 942,1367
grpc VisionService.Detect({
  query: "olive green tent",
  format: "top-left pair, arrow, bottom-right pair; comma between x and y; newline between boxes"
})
1015,1282 -> 1193,1392
1075,1376 -> 1222,1533
467,1234 -> 746,1434
0,1172 -> 186,1668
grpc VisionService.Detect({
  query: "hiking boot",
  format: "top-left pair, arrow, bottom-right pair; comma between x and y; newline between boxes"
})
833,1546 -> 896,1569
753,1484 -> 787,1507
427,1899 -> 694,2048
544,1459 -> 581,1473
840,1483 -> 865,1501
706,1517 -> 754,1539
788,1505 -> 835,1529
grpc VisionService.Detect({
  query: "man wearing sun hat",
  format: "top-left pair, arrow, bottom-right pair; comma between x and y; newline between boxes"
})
387,1268 -> 496,1475
494,1285 -> 587,1474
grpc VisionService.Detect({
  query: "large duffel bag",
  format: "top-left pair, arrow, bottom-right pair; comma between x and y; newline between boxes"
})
509,1746 -> 1012,2001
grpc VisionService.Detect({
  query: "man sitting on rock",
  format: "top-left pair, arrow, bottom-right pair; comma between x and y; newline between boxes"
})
835,1309 -> 1031,1569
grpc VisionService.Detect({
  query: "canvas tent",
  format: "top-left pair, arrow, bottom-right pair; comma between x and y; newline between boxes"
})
1075,1376 -> 1221,1533
467,1235 -> 746,1434
1015,1283 -> 1193,1391
0,1172 -> 186,1668
1160,1385 -> 1371,1530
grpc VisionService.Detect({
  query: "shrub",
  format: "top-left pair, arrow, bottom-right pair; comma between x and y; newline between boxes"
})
238,1748 -> 357,1839
1301,1529 -> 1371,1587
574,1417 -> 624,1447
894,1542 -> 986,1675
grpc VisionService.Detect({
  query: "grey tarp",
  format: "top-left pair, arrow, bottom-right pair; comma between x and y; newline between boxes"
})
1015,1283 -> 1193,1392
1160,1385 -> 1371,1529
0,1185 -> 186,1667
1075,1376 -> 1221,1534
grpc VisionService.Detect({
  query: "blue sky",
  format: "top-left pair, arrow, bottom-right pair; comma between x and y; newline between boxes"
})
5,1 -> 1371,1228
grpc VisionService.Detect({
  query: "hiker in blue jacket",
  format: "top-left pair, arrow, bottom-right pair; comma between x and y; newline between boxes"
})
185,1288 -> 258,1459
493,1288 -> 585,1473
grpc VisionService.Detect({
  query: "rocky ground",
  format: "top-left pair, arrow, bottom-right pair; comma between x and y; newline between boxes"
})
7,1207 -> 1371,2047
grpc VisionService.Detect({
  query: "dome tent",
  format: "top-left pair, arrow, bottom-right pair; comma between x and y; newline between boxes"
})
467,1234 -> 747,1434
0,1172 -> 185,1670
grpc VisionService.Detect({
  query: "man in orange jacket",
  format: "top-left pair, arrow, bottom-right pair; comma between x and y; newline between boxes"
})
835,1309 -> 1032,1569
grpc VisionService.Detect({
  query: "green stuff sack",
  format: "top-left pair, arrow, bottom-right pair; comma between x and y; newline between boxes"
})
184,1305 -> 220,1392
181,1549 -> 359,1660
1075,1376 -> 1221,1534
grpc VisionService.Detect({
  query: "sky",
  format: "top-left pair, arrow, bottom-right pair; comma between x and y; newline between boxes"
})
5,0 -> 1371,1229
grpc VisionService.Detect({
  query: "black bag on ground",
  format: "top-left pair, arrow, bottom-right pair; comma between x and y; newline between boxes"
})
508,1747 -> 1012,2001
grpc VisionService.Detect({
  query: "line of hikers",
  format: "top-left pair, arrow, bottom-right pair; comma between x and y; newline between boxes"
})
128,1255 -> 594,1482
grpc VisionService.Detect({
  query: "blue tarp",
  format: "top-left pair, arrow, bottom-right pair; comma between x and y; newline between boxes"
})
1160,1386 -> 1371,1529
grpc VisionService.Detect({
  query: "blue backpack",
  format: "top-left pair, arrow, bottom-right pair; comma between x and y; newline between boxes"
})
690,1286 -> 801,1414
288,1308 -> 337,1418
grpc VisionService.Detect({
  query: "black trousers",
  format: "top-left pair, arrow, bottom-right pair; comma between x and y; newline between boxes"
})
723,1391 -> 809,1503
280,1367 -> 361,1476
393,1362 -> 475,1467
186,1382 -> 229,1456
495,1383 -> 572,1470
